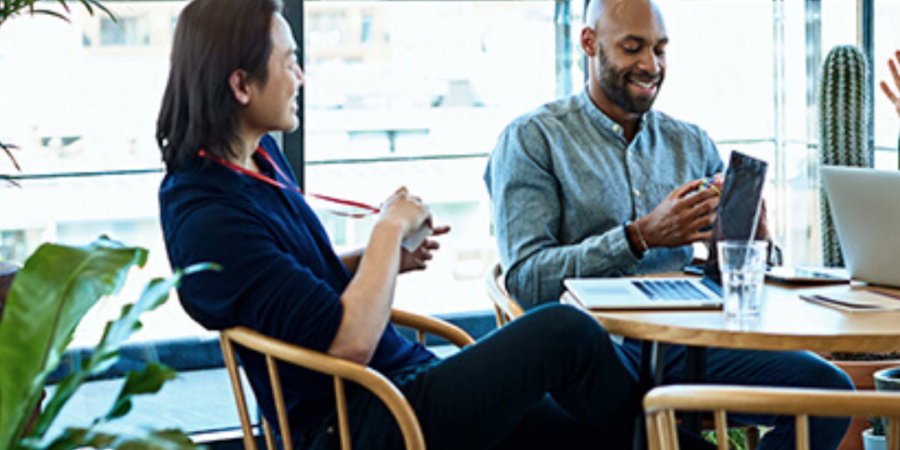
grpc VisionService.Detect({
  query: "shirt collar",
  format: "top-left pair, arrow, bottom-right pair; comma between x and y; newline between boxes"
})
578,88 -> 653,139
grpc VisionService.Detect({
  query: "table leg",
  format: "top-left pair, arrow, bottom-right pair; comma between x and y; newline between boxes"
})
682,345 -> 707,434
652,342 -> 669,385
634,340 -> 654,450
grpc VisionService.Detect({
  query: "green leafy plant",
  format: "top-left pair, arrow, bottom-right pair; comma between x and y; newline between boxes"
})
0,236 -> 217,450
868,416 -> 885,437
0,0 -> 115,28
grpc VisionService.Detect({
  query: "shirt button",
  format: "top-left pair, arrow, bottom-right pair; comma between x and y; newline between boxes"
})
634,189 -> 641,197
612,124 -> 621,133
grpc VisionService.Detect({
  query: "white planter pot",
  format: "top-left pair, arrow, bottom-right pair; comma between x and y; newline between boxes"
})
863,428 -> 886,450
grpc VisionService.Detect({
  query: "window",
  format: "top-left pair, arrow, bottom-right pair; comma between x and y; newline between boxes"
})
1,0 -> 896,339
0,3 -> 192,346
99,16 -> 150,46
302,1 -> 583,314
0,0 -> 897,437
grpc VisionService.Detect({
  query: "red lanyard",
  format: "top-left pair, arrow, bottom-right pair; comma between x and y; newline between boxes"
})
198,148 -> 380,218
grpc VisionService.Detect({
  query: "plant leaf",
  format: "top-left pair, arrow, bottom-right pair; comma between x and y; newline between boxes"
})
29,262 -> 217,439
0,141 -> 21,171
29,9 -> 72,23
33,427 -> 203,450
52,0 -> 71,15
102,363 -> 177,423
85,0 -> 116,23
0,237 -> 147,450
0,0 -> 117,26
90,262 -> 218,374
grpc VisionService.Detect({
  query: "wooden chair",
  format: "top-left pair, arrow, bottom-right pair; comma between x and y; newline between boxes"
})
485,262 -> 525,327
220,309 -> 475,450
645,384 -> 900,450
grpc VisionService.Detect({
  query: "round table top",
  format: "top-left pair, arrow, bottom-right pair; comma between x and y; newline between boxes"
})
562,280 -> 900,353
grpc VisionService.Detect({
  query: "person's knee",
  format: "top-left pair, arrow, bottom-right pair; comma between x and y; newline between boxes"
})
799,353 -> 855,391
526,304 -> 610,349
822,362 -> 855,391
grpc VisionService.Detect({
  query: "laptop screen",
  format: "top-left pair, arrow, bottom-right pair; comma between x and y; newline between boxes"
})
703,151 -> 768,285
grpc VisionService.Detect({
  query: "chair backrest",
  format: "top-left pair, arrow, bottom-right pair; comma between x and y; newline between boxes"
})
484,262 -> 525,327
220,310 -> 474,450
645,385 -> 900,450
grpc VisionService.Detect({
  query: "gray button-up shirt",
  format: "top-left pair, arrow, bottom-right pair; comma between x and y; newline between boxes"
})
484,90 -> 724,309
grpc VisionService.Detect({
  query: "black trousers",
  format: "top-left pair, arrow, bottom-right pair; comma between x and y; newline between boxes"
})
301,304 -> 714,450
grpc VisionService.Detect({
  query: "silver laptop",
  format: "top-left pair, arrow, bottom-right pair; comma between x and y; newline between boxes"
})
821,166 -> 900,287
564,277 -> 723,310
562,150 -> 772,310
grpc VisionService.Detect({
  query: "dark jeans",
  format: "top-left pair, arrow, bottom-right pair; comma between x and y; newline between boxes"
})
301,304 -> 714,450
617,339 -> 855,450
300,303 -> 854,450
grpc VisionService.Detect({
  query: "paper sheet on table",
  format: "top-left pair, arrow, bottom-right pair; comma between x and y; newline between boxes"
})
799,289 -> 900,312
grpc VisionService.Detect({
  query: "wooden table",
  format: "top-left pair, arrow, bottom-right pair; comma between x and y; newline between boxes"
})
562,280 -> 900,354
563,278 -> 900,447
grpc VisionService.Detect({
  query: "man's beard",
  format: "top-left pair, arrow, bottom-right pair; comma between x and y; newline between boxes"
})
597,45 -> 663,114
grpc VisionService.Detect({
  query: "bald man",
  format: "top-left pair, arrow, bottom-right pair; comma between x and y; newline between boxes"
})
486,0 -> 722,310
485,0 -> 853,448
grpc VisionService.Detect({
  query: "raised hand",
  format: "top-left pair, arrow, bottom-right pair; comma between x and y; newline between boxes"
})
880,50 -> 900,120
635,178 -> 721,249
378,187 -> 431,238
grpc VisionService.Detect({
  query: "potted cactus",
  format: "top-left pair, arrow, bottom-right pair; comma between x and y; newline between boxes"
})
826,353 -> 900,450
862,417 -> 885,450
818,44 -> 872,268
862,366 -> 900,450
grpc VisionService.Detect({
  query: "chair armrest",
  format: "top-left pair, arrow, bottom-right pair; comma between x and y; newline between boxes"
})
390,309 -> 475,349
645,384 -> 900,418
485,262 -> 525,322
221,327 -> 426,449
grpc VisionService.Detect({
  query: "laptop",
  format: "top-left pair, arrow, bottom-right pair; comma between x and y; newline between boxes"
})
821,166 -> 900,287
565,151 -> 766,310
565,276 -> 723,310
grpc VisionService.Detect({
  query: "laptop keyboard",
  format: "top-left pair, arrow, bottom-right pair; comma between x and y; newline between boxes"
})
632,280 -> 712,301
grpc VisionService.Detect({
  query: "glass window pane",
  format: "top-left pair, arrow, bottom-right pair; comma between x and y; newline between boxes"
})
0,2 -> 180,175
304,1 -> 580,315
655,1 -> 774,141
0,3 -> 200,344
875,0 -> 900,155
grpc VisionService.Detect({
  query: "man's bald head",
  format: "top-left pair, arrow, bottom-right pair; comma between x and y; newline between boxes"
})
584,0 -> 663,34
580,0 -> 667,127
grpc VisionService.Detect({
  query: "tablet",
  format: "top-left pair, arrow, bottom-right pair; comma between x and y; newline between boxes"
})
703,151 -> 769,285
765,267 -> 849,284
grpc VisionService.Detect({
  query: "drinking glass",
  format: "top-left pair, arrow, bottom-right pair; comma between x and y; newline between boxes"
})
717,240 -> 768,320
